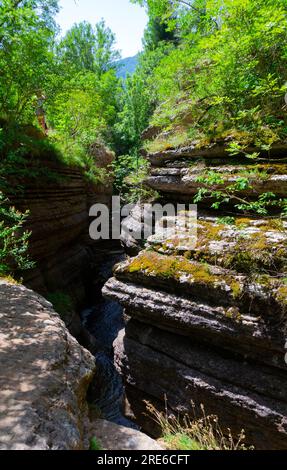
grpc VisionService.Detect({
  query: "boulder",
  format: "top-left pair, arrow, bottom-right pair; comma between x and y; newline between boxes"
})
120,204 -> 146,256
0,280 -> 96,450
90,419 -> 163,450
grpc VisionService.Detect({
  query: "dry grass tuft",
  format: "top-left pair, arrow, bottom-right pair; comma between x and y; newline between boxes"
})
146,401 -> 253,451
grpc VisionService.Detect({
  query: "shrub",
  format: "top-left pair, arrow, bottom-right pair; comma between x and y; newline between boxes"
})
141,0 -> 287,152
113,154 -> 158,202
0,193 -> 34,277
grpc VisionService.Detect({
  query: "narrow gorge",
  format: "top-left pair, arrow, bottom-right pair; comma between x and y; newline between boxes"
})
1,0 -> 287,454
0,144 -> 162,450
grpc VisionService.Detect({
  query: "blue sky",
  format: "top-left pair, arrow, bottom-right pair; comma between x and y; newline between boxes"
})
56,0 -> 148,58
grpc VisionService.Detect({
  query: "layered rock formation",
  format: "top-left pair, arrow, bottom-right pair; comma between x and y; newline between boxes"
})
2,145 -> 115,341
0,280 -> 96,450
104,146 -> 287,450
146,162 -> 287,199
8,147 -> 114,308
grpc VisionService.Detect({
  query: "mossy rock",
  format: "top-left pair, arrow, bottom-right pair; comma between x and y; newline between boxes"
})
147,216 -> 287,275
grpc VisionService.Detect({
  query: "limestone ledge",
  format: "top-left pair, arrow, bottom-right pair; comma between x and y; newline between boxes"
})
112,251 -> 287,321
103,278 -> 286,368
147,142 -> 287,167
145,169 -> 287,198
114,325 -> 287,450
147,216 -> 287,275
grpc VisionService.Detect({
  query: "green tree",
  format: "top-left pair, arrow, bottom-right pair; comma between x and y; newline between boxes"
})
141,0 -> 287,148
58,19 -> 120,76
94,19 -> 120,76
46,20 -> 121,173
114,73 -> 151,154
0,0 -> 58,123
57,22 -> 96,72
143,15 -> 176,50
0,193 -> 34,277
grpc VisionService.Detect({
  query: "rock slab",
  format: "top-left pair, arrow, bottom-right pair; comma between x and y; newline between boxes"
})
90,419 -> 163,450
0,281 -> 96,450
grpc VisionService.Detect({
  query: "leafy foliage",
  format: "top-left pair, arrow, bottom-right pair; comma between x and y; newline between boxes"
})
131,0 -> 287,215
193,170 -> 286,215
45,19 -> 121,180
57,20 -> 120,76
114,74 -> 152,155
113,154 -> 157,203
134,0 -> 287,152
0,193 -> 34,277
0,1 -> 121,187
0,0 -> 58,123
90,437 -> 103,451
0,2 -> 123,277
2,0 -> 287,280
111,5 -> 175,201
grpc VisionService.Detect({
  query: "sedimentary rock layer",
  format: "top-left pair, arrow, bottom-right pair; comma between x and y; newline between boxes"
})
104,264 -> 287,448
104,145 -> 287,450
8,151 -> 113,307
145,163 -> 287,198
147,142 -> 287,167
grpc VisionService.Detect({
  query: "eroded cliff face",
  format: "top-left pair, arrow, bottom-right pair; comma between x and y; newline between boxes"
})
8,146 -> 114,308
2,146 -> 115,342
104,146 -> 287,450
0,280 -> 96,450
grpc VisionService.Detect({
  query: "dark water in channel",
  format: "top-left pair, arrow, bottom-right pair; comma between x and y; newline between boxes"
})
81,252 -> 137,428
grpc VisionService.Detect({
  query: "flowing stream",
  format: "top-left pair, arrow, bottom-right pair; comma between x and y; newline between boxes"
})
81,250 -> 137,428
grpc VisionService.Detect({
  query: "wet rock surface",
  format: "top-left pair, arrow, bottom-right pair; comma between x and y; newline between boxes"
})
82,253 -> 137,429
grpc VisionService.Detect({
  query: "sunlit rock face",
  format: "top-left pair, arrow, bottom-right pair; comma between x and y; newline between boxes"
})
145,144 -> 287,209
146,166 -> 287,199
0,280 -> 96,450
90,419 -> 163,450
104,145 -> 287,450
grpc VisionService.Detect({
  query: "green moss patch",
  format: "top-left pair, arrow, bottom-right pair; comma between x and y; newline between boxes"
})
125,251 -> 243,299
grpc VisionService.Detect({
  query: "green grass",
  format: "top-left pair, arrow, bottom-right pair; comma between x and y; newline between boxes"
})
146,402 -> 252,451
90,437 -> 103,451
163,433 -> 204,451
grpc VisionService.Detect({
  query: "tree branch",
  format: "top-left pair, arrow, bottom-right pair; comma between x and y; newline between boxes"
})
177,0 -> 201,13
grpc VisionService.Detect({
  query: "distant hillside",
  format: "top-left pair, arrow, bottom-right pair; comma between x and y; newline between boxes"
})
116,55 -> 139,79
